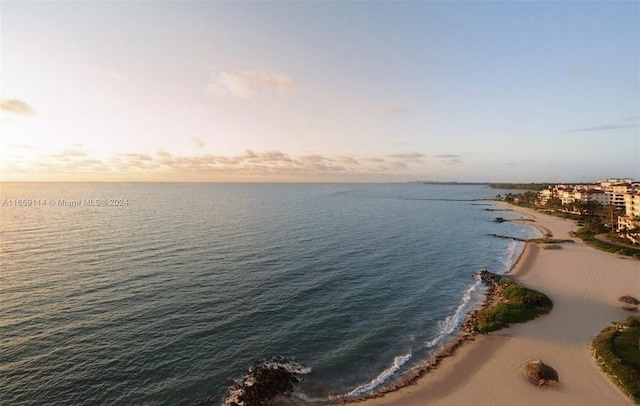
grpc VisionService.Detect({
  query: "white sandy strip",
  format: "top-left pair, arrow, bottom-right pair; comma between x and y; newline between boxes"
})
361,205 -> 639,406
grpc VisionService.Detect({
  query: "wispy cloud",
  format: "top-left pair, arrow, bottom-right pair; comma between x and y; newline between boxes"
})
386,152 -> 425,161
250,71 -> 297,91
624,78 -> 640,93
0,99 -> 36,116
563,122 -> 640,133
191,137 -> 205,148
5,148 -> 428,181
121,153 -> 153,161
8,143 -> 33,149
360,102 -> 411,118
435,153 -> 463,165
51,149 -> 89,158
336,156 -> 360,165
566,67 -> 599,82
207,70 -> 297,99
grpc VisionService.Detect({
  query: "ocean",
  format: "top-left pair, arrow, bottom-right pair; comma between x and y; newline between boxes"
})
0,183 -> 538,405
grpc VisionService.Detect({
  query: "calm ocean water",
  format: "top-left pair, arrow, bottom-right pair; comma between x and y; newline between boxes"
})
0,183 -> 538,405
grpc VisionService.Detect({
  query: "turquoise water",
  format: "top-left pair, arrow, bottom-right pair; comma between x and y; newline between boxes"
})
0,183 -> 537,405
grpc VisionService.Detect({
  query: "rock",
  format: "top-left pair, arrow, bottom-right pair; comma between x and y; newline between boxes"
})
522,359 -> 558,387
224,357 -> 310,406
619,295 -> 640,305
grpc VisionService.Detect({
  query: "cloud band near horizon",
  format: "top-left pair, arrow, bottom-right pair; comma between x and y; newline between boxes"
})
1,148 -> 432,181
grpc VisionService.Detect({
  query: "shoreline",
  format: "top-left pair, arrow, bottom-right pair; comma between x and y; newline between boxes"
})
328,287 -> 488,404
277,201 -> 529,406
320,202 -> 540,404
320,202 -> 546,404
351,204 -> 638,406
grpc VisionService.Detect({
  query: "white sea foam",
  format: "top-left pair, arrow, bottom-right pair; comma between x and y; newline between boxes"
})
500,239 -> 525,274
343,353 -> 412,397
425,274 -> 483,349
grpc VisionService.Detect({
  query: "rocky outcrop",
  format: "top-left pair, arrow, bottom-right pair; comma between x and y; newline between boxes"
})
224,357 -> 310,406
522,359 -> 558,387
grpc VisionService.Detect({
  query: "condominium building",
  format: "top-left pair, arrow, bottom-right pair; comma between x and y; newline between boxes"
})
535,178 -> 639,243
557,188 -> 574,205
538,189 -> 553,205
539,185 -> 611,206
608,183 -> 631,211
573,190 -> 610,206
599,178 -> 635,188
617,191 -> 640,244
538,179 -> 635,210
624,191 -> 640,218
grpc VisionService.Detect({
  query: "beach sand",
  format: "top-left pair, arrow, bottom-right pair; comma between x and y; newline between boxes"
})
358,205 -> 640,406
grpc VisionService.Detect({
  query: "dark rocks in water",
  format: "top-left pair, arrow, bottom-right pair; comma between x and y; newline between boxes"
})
224,357 -> 310,406
493,217 -> 505,223
487,233 -> 527,242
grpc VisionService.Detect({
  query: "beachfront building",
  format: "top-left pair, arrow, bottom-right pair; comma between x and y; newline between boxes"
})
538,189 -> 553,205
607,183 -> 632,211
573,190 -> 610,206
535,178 -> 639,241
537,179 -> 638,210
618,191 -> 640,244
538,184 -> 611,207
558,188 -> 575,205
598,178 -> 635,188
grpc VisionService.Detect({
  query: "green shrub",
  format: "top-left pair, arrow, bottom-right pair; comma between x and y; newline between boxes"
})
592,316 -> 640,403
502,285 -> 553,309
576,230 -> 640,260
476,303 -> 537,332
474,272 -> 553,334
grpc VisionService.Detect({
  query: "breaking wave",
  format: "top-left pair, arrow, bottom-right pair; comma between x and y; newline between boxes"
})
341,353 -> 412,398
425,274 -> 483,350
500,240 -> 522,273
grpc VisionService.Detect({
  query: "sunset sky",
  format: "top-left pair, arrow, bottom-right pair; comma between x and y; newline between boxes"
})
1,1 -> 638,182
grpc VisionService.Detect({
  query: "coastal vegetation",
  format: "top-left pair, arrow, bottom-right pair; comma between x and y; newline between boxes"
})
474,271 -> 553,333
591,316 -> 640,403
527,237 -> 573,244
575,225 -> 640,260
489,183 -> 551,191
540,244 -> 562,250
497,191 -> 608,217
494,191 -> 540,207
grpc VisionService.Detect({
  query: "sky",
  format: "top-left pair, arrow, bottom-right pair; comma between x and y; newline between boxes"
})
1,1 -> 638,182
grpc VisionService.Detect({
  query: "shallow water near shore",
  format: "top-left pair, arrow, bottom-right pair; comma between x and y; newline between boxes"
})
0,183 -> 538,405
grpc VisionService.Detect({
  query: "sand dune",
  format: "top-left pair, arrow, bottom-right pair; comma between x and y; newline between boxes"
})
360,205 -> 639,406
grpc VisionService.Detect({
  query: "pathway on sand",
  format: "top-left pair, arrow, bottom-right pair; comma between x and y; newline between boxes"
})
595,233 -> 639,250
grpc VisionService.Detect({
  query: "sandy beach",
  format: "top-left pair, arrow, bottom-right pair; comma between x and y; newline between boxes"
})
359,204 -> 640,406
